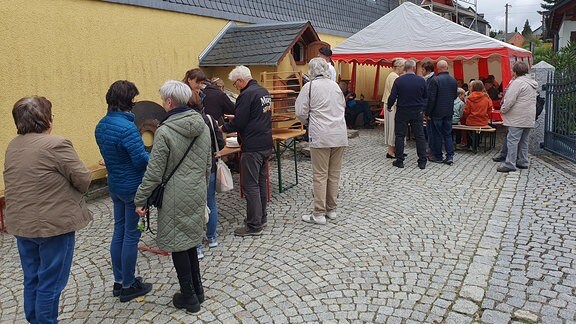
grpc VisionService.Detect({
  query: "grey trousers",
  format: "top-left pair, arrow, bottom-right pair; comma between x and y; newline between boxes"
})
241,149 -> 272,230
503,127 -> 531,170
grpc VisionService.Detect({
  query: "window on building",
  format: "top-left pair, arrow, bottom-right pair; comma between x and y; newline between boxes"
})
292,42 -> 305,64
571,31 -> 576,44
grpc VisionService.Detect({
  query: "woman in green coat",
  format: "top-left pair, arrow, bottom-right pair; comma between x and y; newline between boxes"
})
135,80 -> 211,313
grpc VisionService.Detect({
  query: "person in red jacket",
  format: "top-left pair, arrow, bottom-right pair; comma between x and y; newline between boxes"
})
462,80 -> 492,126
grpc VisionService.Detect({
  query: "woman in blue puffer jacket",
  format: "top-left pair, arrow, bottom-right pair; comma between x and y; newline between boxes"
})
95,80 -> 152,302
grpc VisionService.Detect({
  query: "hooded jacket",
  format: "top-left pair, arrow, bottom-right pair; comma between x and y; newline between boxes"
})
462,91 -> 492,126
134,109 -> 211,252
500,75 -> 538,128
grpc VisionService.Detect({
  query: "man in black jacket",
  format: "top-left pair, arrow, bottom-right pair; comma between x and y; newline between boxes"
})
387,59 -> 428,169
426,60 -> 458,165
221,66 -> 272,236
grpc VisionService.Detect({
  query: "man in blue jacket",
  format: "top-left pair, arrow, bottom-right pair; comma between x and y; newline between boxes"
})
426,60 -> 458,165
387,59 -> 428,169
221,66 -> 272,236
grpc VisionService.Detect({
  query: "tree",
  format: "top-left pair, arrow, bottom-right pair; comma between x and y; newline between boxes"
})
522,19 -> 532,36
490,29 -> 502,38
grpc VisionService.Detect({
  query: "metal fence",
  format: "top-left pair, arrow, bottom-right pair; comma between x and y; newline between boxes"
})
543,71 -> 576,162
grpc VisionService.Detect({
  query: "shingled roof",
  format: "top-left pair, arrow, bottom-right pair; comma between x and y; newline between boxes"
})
103,0 -> 405,36
199,21 -> 317,67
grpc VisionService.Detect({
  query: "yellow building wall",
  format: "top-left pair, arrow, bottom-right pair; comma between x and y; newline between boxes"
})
0,0 -> 228,188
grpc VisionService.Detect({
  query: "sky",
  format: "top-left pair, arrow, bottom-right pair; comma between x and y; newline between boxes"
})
475,0 -> 543,33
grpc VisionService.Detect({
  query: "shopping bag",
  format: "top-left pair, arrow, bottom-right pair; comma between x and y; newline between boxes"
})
215,159 -> 233,193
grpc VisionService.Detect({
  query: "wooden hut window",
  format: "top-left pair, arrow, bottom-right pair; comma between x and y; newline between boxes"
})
292,42 -> 305,64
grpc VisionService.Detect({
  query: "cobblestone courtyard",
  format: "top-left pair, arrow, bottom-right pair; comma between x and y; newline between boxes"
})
1,130 -> 575,323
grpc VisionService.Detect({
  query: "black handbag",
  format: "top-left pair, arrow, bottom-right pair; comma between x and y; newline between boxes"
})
146,135 -> 199,209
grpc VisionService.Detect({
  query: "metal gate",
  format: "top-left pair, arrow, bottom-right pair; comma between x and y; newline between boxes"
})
543,72 -> 576,162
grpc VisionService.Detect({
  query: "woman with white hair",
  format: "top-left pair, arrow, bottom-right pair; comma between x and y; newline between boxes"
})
135,80 -> 211,313
295,57 -> 348,225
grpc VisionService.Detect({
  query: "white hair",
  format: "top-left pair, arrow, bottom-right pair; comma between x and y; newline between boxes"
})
308,57 -> 329,79
228,65 -> 252,82
159,80 -> 192,106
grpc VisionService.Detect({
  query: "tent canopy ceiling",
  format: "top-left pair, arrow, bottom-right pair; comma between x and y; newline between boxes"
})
332,2 -> 531,63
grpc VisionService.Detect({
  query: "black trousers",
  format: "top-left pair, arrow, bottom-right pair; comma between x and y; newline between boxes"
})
241,149 -> 272,230
395,111 -> 427,163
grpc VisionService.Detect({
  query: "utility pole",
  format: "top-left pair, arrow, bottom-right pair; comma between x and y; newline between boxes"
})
505,3 -> 511,38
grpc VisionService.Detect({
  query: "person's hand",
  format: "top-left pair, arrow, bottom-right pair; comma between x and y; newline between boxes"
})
387,107 -> 392,112
218,125 -> 224,133
135,206 -> 147,217
98,159 -> 105,166
214,151 -> 221,158
223,114 -> 234,120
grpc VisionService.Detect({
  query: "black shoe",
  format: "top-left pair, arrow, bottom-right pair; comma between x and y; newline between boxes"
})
114,276 -> 142,297
392,160 -> 404,168
492,156 -> 505,162
443,159 -> 454,166
386,153 -> 395,159
234,226 -> 263,237
516,164 -> 528,169
497,166 -> 516,173
418,161 -> 427,169
119,278 -> 153,302
113,283 -> 122,297
428,157 -> 443,163
173,292 -> 201,313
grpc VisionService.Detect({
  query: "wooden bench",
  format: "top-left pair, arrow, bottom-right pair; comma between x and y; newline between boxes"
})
452,125 -> 497,153
0,163 -> 107,233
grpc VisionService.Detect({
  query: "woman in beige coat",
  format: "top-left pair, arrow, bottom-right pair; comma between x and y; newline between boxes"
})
497,61 -> 538,172
381,58 -> 405,158
4,96 -> 92,323
295,57 -> 348,225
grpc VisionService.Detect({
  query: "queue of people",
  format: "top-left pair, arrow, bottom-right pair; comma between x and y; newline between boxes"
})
2,56 -> 539,322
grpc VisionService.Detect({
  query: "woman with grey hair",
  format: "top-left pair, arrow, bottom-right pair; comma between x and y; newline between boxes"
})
135,80 -> 212,312
497,61 -> 537,172
295,57 -> 348,225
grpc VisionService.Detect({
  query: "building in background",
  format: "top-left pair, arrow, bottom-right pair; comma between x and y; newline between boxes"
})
545,0 -> 576,50
420,0 -> 492,36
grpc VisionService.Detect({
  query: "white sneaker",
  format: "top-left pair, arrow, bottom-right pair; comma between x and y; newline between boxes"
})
302,214 -> 327,225
208,237 -> 218,248
325,211 -> 337,220
197,246 -> 204,260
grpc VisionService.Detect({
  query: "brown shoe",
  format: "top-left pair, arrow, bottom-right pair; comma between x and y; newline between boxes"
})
234,226 -> 263,237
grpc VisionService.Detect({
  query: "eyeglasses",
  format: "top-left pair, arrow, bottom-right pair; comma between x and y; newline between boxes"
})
233,79 -> 239,87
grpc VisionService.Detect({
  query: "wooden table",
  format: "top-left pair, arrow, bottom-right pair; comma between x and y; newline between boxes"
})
272,128 -> 306,193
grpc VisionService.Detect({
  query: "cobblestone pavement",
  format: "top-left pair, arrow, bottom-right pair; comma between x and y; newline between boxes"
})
1,129 -> 575,323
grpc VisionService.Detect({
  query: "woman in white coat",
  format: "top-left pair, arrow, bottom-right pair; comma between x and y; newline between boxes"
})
295,58 -> 349,225
381,58 -> 406,158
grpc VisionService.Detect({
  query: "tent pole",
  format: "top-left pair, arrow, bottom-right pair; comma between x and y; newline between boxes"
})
373,63 -> 381,100
351,62 -> 357,93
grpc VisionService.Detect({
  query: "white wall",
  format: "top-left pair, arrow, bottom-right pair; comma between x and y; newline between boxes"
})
558,20 -> 576,49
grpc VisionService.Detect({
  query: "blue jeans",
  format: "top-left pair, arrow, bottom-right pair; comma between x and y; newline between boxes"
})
110,191 -> 141,288
206,172 -> 218,240
429,116 -> 455,160
16,232 -> 75,324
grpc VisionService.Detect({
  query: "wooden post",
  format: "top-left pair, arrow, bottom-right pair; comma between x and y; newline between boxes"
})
373,63 -> 381,100
351,61 -> 357,93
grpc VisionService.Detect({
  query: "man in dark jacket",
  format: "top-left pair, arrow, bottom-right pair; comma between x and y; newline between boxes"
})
387,59 -> 428,170
221,65 -> 272,236
426,60 -> 458,165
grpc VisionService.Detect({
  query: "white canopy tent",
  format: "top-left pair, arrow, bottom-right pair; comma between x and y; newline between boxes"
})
332,1 -> 532,95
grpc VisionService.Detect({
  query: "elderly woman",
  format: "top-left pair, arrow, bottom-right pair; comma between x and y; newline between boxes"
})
381,58 -> 405,158
4,96 -> 92,323
497,61 -> 538,172
95,80 -> 152,302
295,57 -> 349,225
135,80 -> 211,313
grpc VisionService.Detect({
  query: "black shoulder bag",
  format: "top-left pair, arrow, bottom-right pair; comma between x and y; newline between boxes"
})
143,135 -> 199,233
